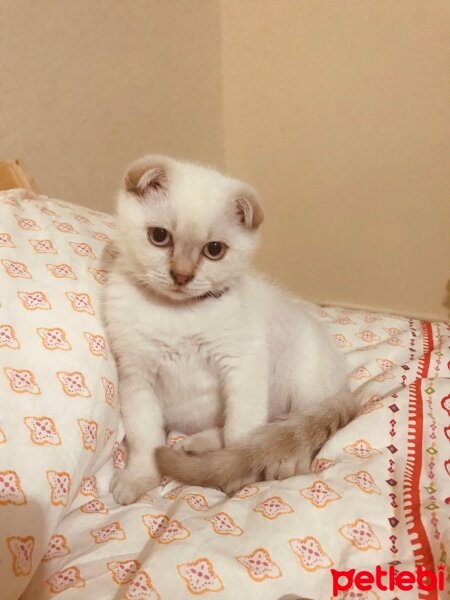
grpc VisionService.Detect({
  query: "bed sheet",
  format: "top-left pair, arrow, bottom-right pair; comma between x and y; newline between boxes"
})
0,190 -> 448,600
26,310 -> 449,600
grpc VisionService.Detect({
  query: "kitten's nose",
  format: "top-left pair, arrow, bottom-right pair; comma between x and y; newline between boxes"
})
170,256 -> 194,286
170,270 -> 193,286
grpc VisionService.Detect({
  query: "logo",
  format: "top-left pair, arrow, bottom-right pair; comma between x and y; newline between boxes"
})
331,564 -> 446,596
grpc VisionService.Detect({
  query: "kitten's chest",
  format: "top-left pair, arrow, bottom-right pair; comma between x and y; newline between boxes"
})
152,335 -> 222,433
154,334 -> 211,376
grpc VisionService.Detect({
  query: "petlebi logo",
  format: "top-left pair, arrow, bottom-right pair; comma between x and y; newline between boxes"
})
331,564 -> 446,596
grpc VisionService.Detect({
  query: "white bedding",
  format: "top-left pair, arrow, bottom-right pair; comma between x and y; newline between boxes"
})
0,189 -> 448,600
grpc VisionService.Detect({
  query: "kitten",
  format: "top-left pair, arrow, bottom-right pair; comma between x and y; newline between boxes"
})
104,154 -> 359,504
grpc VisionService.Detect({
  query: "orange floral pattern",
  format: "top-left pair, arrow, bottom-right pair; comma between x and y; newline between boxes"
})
253,496 -> 293,519
233,485 -> 260,499
7,536 -> 34,576
0,325 -> 20,349
236,547 -> 282,581
289,536 -> 333,571
142,514 -> 190,544
4,368 -> 40,394
299,480 -> 341,508
88,267 -> 108,284
70,241 -> 96,258
47,262 -> 77,279
57,370 -> 91,397
344,471 -> 381,495
17,290 -> 52,310
80,498 -> 108,514
46,470 -> 71,506
47,566 -> 85,594
42,534 -> 70,561
24,416 -> 61,445
2,259 -> 32,278
78,418 -> 98,451
339,519 -> 381,551
91,522 -> 126,544
185,493 -> 210,511
28,239 -> 57,253
123,571 -> 161,599
84,332 -> 107,358
0,470 -> 26,505
0,232 -> 15,247
206,512 -> 243,536
66,291 -> 95,315
344,439 -> 381,459
177,558 -> 224,594
107,559 -> 140,585
37,327 -> 71,351
80,475 -> 98,497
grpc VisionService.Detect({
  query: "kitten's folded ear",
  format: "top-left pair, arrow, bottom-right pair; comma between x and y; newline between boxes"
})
235,186 -> 264,230
123,155 -> 172,198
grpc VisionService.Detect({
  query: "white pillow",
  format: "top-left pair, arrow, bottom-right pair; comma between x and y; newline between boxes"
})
0,189 -> 118,599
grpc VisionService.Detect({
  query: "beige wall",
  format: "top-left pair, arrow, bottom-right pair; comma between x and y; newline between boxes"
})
1,0 -> 224,212
2,1 -> 449,319
222,0 -> 450,320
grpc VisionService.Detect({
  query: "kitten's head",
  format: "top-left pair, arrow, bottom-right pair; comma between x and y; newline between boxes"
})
115,155 -> 263,302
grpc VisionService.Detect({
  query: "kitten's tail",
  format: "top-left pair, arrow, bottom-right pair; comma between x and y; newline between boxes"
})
155,391 -> 361,494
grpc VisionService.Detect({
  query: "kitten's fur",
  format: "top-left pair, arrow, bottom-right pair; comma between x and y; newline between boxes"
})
104,155 -> 359,504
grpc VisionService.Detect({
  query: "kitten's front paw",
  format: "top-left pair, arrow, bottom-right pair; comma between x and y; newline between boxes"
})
179,430 -> 222,454
110,468 -> 159,505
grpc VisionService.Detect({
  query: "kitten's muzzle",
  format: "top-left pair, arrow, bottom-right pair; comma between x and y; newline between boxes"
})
170,270 -> 194,286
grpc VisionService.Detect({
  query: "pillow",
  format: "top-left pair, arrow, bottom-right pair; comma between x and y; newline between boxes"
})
0,189 -> 118,599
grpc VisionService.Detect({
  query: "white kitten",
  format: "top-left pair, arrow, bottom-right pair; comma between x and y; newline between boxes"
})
104,155 -> 359,504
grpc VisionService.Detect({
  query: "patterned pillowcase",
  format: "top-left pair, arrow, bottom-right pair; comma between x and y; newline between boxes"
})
0,189 -> 118,598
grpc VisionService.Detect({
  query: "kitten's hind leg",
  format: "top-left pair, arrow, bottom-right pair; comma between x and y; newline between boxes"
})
264,454 -> 311,482
178,427 -> 223,454
223,472 -> 261,496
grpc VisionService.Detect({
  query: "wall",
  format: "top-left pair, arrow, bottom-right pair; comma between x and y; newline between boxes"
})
2,1 -> 449,319
1,0 -> 224,212
221,0 -> 450,320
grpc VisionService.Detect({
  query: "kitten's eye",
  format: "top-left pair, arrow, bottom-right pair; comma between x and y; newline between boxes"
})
203,241 -> 227,260
148,227 -> 171,247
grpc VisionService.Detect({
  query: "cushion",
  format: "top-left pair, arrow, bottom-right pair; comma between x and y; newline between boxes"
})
0,189 -> 119,599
